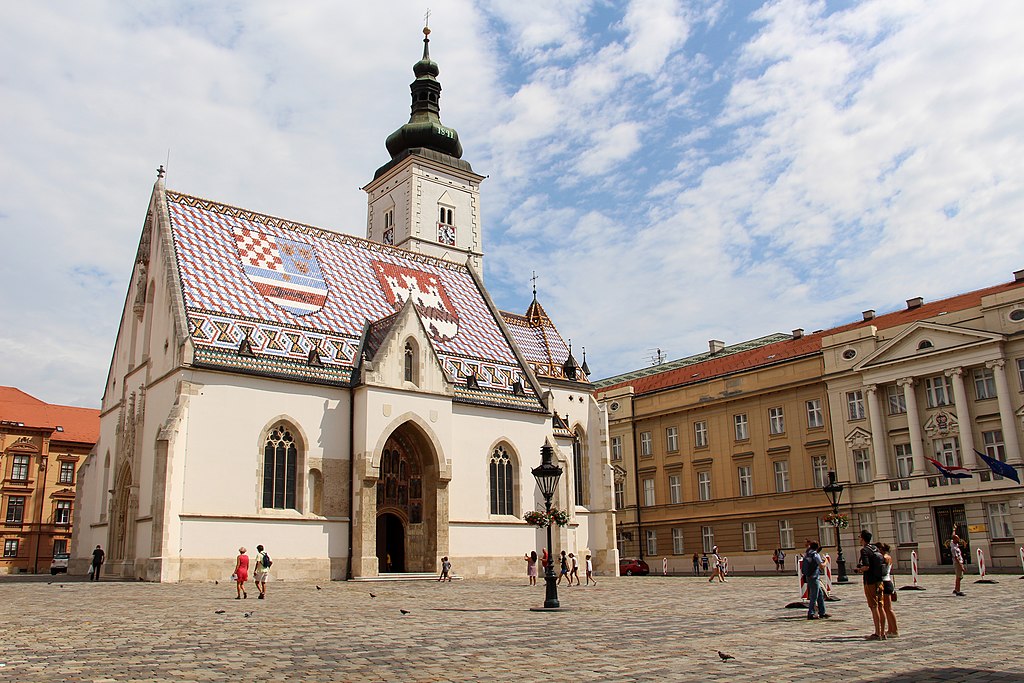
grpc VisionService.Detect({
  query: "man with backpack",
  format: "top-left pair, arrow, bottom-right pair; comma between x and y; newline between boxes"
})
802,540 -> 829,620
855,529 -> 886,640
253,544 -> 272,599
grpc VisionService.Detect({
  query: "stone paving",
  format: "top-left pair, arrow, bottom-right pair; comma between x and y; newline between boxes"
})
1,571 -> 1022,682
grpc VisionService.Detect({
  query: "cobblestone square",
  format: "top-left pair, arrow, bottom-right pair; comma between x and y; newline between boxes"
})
1,573 -> 1022,682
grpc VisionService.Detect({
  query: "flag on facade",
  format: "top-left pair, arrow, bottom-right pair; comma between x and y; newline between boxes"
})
925,457 -> 973,479
974,449 -> 1022,484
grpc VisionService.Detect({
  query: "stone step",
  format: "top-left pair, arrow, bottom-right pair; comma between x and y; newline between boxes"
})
350,573 -> 463,582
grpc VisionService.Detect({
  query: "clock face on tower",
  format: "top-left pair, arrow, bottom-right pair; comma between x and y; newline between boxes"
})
437,223 -> 456,246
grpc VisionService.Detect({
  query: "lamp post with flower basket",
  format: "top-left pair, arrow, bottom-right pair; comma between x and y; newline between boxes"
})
823,471 -> 850,583
531,444 -> 564,610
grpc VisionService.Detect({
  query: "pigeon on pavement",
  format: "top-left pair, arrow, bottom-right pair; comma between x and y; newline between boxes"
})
718,651 -> 735,662
400,609 -> 411,615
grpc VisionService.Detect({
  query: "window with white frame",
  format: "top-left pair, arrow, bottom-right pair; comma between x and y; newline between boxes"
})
614,479 -> 625,509
925,375 -> 954,408
895,509 -> 916,544
768,407 -> 785,435
806,399 -> 824,428
858,512 -> 876,536
811,456 -> 829,488
817,517 -> 836,547
853,449 -> 872,483
640,431 -> 653,456
11,455 -> 29,481
737,466 -> 753,497
773,461 -> 790,493
3,539 -> 18,558
694,421 -> 708,448
982,430 -> 1006,462
894,443 -> 913,478
54,500 -> 71,526
646,529 -> 657,556
987,502 -> 1014,539
58,461 -> 75,484
847,390 -> 866,420
742,522 -> 757,551
778,519 -> 794,549
701,526 -> 715,553
643,478 -> 655,507
616,531 -> 626,556
672,528 -> 685,554
666,426 -> 679,453
697,471 -> 712,501
887,384 -> 906,415
611,435 -> 623,461
934,437 -> 962,468
6,496 -> 25,524
1017,358 -> 1024,390
734,413 -> 748,441
53,538 -> 68,555
668,474 -> 682,504
973,367 -> 996,400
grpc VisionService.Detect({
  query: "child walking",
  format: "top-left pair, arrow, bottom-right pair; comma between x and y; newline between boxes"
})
438,556 -> 452,582
585,554 -> 597,585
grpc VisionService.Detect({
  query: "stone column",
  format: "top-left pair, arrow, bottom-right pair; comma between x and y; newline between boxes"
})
946,367 -> 977,469
988,359 -> 1023,464
865,385 -> 890,480
899,377 -> 928,475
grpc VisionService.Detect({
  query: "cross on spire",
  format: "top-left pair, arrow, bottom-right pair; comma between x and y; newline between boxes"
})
424,8 -> 431,28
530,271 -> 539,301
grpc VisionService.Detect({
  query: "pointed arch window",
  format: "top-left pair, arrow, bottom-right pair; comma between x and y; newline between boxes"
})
405,341 -> 414,383
572,429 -> 588,506
489,445 -> 514,516
263,425 -> 298,509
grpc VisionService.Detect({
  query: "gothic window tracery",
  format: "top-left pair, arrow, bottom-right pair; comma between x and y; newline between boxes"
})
489,445 -> 514,516
263,424 -> 298,510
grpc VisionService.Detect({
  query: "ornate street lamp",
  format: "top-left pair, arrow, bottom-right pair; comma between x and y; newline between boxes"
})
532,444 -> 563,609
823,471 -> 849,583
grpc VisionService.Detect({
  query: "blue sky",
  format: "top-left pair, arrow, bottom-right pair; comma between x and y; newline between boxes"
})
2,0 -> 1023,407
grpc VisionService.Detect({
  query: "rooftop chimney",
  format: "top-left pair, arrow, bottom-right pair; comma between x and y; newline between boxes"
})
906,297 -> 923,310
709,339 -> 725,354
862,309 -> 875,321
1015,269 -> 1024,283
792,328 -> 804,339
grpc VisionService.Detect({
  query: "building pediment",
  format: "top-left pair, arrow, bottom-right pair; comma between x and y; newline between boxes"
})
845,426 -> 872,449
855,321 -> 1002,371
923,410 -> 959,438
362,299 -> 454,397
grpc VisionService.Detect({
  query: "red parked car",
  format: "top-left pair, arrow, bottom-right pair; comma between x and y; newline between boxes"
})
619,558 -> 650,576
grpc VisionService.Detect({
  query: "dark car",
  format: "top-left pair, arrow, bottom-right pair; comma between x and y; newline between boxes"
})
619,558 -> 650,576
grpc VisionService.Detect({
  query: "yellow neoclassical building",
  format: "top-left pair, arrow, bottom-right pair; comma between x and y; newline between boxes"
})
597,271 -> 1024,574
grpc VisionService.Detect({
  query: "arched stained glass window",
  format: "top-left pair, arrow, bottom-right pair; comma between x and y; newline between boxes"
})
263,425 -> 298,509
489,446 -> 514,515
573,430 -> 587,506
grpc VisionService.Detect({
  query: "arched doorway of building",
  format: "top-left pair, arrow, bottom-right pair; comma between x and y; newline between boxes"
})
376,513 -> 405,573
373,422 -> 439,573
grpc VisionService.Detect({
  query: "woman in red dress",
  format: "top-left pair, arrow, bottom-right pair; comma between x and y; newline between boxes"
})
234,547 -> 249,599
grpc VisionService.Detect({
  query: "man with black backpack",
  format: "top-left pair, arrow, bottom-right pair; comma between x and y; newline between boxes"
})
802,541 -> 829,620
253,544 -> 272,599
855,529 -> 886,640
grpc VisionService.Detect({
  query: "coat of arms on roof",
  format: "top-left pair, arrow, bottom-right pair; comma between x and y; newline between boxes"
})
232,226 -> 329,315
371,261 -> 460,342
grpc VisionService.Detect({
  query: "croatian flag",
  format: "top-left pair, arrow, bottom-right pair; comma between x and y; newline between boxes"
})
233,227 -> 329,315
926,457 -> 973,479
975,449 -> 1022,484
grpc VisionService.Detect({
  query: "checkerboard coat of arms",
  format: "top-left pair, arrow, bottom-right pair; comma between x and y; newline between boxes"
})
233,226 -> 329,315
372,261 -> 460,342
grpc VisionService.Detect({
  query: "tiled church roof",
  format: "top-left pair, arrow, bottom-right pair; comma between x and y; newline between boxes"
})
502,298 -> 588,383
166,191 -> 544,411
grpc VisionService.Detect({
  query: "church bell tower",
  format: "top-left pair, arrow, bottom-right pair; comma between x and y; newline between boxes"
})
363,27 -> 485,270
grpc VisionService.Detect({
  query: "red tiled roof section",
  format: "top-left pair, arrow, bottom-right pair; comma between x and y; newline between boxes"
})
0,387 -> 100,445
599,278 -> 1024,397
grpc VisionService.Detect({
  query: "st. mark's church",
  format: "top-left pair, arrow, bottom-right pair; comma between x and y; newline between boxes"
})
73,29 -> 617,581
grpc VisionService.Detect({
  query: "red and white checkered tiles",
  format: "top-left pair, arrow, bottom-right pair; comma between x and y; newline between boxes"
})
168,193 -> 527,392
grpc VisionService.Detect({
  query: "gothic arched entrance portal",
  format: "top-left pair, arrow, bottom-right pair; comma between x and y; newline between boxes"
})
376,513 -> 405,572
373,423 -> 438,573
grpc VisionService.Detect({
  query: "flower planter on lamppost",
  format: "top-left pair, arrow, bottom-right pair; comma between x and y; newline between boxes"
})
823,471 -> 849,583
531,444 -> 563,610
